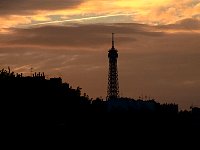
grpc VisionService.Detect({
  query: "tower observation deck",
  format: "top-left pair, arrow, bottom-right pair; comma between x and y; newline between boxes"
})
107,33 -> 119,100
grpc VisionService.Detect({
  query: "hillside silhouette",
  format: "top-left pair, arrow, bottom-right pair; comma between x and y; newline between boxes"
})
0,68 -> 199,135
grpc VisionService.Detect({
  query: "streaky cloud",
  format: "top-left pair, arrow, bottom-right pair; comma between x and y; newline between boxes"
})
25,14 -> 133,27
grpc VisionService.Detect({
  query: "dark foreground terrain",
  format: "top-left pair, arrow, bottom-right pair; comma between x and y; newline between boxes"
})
0,69 -> 199,146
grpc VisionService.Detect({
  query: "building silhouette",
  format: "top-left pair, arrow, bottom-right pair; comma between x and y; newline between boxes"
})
107,33 -> 119,100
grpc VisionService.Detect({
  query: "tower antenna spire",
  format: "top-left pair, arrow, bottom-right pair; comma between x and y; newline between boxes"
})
112,33 -> 115,48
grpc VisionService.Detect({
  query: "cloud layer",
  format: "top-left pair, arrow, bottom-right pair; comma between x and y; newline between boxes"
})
0,0 -> 199,30
0,0 -> 84,15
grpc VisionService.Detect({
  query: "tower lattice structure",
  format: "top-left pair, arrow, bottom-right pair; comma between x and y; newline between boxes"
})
107,33 -> 119,100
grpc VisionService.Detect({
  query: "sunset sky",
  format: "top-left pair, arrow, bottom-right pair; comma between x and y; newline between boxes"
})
0,0 -> 200,109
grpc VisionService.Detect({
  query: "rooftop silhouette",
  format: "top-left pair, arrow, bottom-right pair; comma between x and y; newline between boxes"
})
0,68 -> 199,133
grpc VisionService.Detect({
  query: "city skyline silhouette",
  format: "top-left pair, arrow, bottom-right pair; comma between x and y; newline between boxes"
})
0,66 -> 199,134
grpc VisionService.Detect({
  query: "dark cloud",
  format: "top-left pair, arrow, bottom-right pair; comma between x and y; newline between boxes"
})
0,0 -> 84,15
0,24 -> 163,48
